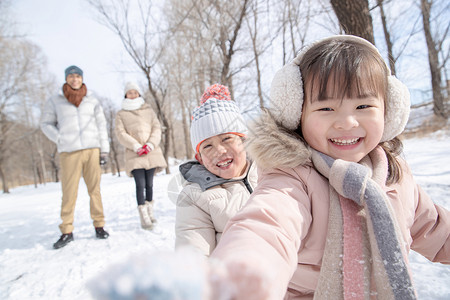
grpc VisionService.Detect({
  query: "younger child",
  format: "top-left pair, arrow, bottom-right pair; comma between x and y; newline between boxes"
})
208,35 -> 450,299
115,82 -> 167,229
175,84 -> 258,256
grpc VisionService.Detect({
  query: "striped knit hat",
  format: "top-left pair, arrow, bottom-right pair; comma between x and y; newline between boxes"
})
190,84 -> 247,152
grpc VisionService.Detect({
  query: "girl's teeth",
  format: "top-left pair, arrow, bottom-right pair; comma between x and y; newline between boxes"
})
331,138 -> 359,145
217,159 -> 232,167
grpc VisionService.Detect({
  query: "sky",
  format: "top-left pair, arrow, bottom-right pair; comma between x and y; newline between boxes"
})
11,0 -> 447,109
12,0 -> 138,104
0,129 -> 449,299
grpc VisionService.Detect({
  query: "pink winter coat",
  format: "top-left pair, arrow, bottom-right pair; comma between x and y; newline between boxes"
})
211,112 -> 450,300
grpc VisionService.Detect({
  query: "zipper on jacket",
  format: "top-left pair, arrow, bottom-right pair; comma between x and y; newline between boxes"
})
243,176 -> 253,194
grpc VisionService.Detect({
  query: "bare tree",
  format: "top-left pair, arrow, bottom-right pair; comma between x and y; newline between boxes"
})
155,1 -> 199,159
420,0 -> 448,118
0,113 -> 13,192
88,0 -> 173,173
371,0 -> 425,78
279,0 -> 312,62
216,0 -> 251,91
160,0 -> 258,157
175,0 -> 252,98
376,0 -> 397,75
330,0 -> 375,43
246,0 -> 276,109
0,37 -> 49,192
48,147 -> 59,182
100,97 -> 122,176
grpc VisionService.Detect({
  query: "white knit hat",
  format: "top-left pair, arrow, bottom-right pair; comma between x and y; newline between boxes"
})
124,81 -> 142,97
190,84 -> 247,152
269,35 -> 410,142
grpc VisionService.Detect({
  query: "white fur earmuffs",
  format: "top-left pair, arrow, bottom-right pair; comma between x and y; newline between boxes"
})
269,35 -> 410,142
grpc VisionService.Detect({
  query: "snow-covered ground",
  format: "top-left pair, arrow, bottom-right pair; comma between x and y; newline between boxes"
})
1,130 -> 449,300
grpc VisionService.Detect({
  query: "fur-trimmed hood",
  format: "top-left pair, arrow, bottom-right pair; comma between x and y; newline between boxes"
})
245,110 -> 311,170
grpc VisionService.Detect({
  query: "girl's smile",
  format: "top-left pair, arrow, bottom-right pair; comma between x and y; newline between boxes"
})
197,133 -> 247,179
329,137 -> 361,146
329,136 -> 364,151
301,96 -> 385,163
216,158 -> 233,168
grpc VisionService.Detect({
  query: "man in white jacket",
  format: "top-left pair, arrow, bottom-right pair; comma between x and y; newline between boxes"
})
40,65 -> 110,249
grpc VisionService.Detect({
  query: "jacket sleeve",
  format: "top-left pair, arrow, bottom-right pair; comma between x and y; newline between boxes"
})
210,168 -> 311,299
146,109 -> 162,149
114,112 -> 141,151
410,184 -> 450,264
40,97 -> 59,144
175,186 -> 217,256
94,101 -> 110,153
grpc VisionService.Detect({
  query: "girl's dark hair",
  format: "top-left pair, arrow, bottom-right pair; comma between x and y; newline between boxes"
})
295,38 -> 403,184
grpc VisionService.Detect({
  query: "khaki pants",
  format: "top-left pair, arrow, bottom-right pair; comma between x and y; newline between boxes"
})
59,148 -> 105,234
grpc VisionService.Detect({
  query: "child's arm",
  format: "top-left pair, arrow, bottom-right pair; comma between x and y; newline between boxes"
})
175,186 -> 217,256
410,184 -> 450,264
210,167 -> 311,299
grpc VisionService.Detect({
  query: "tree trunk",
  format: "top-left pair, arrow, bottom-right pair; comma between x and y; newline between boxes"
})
377,0 -> 396,75
146,77 -> 171,175
107,109 -> 120,176
330,0 -> 374,44
25,137 -> 39,188
219,0 -> 250,87
421,0 -> 447,118
180,98 -> 193,159
38,147 -> 47,185
0,164 -> 9,193
248,1 -> 264,109
50,148 -> 59,182
169,119 -> 178,160
162,122 -> 171,174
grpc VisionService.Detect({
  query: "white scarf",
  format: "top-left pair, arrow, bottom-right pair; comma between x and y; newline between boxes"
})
121,97 -> 145,111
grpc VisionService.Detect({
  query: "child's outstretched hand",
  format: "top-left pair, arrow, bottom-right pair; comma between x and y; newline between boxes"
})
87,247 -> 210,300
209,256 -> 273,300
87,247 -> 273,300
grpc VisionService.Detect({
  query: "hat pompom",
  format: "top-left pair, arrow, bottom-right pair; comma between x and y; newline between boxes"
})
200,84 -> 231,104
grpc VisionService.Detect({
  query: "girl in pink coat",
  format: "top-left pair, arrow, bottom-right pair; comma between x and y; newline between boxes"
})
208,35 -> 450,299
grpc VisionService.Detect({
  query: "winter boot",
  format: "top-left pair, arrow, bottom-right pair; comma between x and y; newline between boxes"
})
138,205 -> 153,229
53,232 -> 74,249
95,227 -> 110,239
145,201 -> 157,223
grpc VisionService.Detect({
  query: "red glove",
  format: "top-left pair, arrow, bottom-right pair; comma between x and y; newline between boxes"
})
137,144 -> 150,156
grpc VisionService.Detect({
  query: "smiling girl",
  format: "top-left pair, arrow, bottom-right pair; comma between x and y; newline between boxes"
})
175,84 -> 257,256
207,35 -> 450,299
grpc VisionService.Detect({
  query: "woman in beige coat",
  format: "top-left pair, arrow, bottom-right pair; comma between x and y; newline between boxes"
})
115,82 -> 167,229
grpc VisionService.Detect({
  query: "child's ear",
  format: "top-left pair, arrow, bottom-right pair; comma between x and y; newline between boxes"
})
195,153 -> 203,164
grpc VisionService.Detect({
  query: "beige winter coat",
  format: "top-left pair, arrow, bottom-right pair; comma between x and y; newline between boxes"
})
211,112 -> 450,300
175,160 -> 258,256
115,103 -> 167,176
